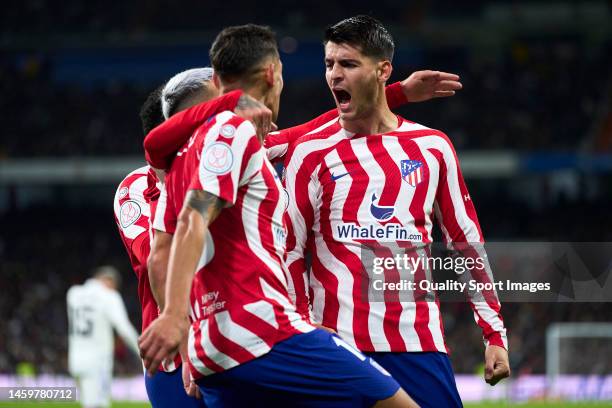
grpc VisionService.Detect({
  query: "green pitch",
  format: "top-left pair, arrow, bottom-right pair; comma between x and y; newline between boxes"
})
0,402 -> 611,407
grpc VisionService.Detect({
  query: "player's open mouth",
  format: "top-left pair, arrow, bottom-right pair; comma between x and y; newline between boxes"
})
333,89 -> 352,110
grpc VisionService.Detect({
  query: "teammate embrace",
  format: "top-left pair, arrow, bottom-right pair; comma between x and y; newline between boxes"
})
116,15 -> 508,408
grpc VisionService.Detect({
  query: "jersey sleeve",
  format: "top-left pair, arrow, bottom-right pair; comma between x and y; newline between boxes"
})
144,90 -> 243,170
114,174 -> 151,269
190,116 -> 263,205
385,81 -> 409,110
433,134 -> 508,350
283,145 -> 319,321
105,291 -> 140,356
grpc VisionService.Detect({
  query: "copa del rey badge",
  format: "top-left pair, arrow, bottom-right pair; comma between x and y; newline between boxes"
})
203,142 -> 234,174
400,159 -> 424,187
119,200 -> 142,228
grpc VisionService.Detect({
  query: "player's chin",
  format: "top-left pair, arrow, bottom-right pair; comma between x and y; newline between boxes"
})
336,102 -> 353,117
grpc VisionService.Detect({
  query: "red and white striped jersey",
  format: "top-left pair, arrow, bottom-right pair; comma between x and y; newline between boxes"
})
156,110 -> 313,379
284,116 -> 507,353
113,166 -> 181,372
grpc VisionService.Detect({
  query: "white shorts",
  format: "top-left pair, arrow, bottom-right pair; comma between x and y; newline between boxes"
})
75,370 -> 112,407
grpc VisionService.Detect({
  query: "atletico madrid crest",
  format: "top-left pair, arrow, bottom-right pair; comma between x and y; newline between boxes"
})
400,159 -> 423,187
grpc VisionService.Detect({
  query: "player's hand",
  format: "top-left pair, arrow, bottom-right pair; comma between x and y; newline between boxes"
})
182,361 -> 202,399
234,94 -> 276,142
484,345 -> 510,385
401,70 -> 462,102
138,312 -> 189,376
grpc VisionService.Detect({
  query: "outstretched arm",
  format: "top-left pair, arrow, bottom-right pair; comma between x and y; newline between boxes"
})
144,92 -> 272,169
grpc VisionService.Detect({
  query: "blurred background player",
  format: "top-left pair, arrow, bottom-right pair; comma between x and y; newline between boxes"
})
284,16 -> 509,408
139,24 -> 419,408
67,265 -> 140,408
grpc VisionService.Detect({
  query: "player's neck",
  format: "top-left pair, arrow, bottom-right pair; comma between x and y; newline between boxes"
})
340,99 -> 397,136
220,84 -> 266,104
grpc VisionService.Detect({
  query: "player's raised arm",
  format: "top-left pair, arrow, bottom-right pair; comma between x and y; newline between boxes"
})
430,132 -> 510,385
144,90 -> 243,169
398,70 -> 462,102
143,91 -> 273,170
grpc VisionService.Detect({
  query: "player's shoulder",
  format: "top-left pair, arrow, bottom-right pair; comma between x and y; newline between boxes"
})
297,115 -> 342,144
288,120 -> 344,165
103,288 -> 123,304
66,284 -> 80,299
208,110 -> 257,140
115,166 -> 150,201
394,117 -> 453,146
86,280 -> 120,303
114,166 -> 151,228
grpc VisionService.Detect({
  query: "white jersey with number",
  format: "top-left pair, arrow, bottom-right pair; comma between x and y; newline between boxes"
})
67,279 -> 139,374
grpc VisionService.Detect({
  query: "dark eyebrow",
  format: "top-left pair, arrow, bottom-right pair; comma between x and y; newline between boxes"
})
324,58 -> 360,64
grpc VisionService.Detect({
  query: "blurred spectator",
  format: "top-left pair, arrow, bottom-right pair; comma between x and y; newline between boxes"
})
0,36 -> 610,156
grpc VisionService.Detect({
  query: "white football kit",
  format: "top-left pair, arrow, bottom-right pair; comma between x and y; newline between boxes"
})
67,279 -> 139,407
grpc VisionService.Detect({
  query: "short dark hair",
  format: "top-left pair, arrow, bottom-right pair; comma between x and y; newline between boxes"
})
139,84 -> 164,135
209,24 -> 279,82
324,15 -> 394,62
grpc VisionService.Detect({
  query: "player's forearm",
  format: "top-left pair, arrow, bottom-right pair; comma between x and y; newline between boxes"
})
147,231 -> 173,309
119,323 -> 141,357
286,257 -> 312,319
385,81 -> 409,109
163,210 -> 204,318
454,243 -> 508,349
148,252 -> 168,309
108,298 -> 141,357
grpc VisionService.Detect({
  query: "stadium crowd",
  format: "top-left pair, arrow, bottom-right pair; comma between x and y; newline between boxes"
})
1,36 -> 610,157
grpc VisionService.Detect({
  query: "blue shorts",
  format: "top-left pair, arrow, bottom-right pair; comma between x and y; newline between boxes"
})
366,351 -> 463,408
196,329 -> 400,408
145,365 -> 206,408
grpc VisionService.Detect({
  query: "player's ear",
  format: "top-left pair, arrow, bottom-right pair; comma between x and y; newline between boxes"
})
378,60 -> 393,83
264,63 -> 275,88
212,72 -> 220,89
